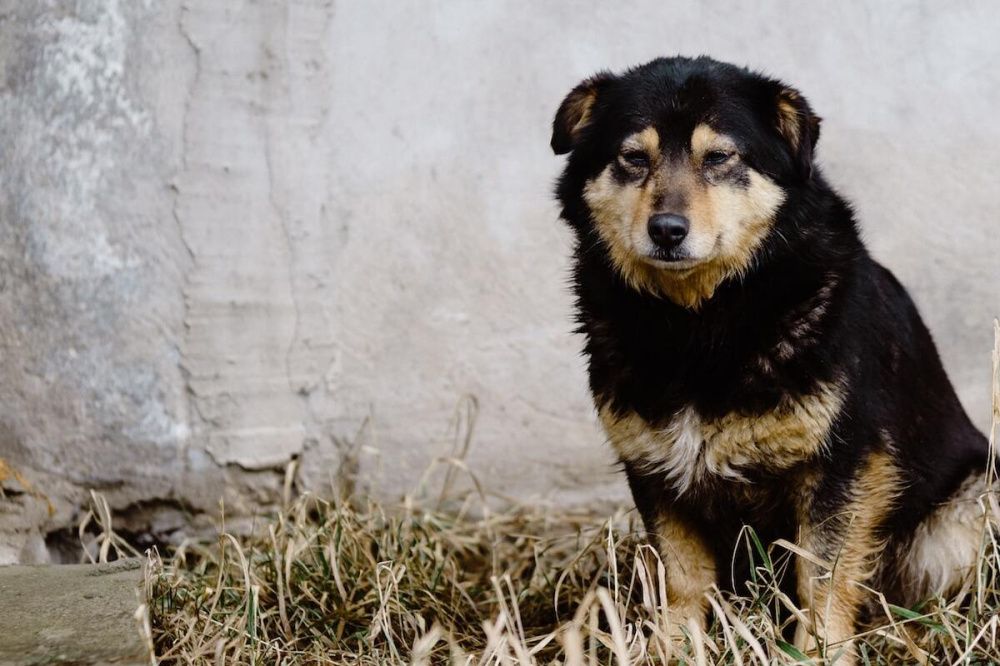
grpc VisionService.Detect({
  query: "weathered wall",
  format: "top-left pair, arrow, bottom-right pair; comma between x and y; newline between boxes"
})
1,1 -> 998,563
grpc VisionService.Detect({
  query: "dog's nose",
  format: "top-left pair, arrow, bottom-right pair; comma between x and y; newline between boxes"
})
647,214 -> 689,249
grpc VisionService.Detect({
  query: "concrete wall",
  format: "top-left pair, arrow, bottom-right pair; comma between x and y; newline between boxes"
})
1,0 -> 997,563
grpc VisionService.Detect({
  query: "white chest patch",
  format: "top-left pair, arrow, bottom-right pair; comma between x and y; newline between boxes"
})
599,405 -> 719,494
654,406 -> 707,492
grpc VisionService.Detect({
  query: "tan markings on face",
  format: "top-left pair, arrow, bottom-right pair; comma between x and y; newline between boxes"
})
583,123 -> 785,309
599,380 -> 844,495
690,122 -> 736,156
624,125 -> 660,155
795,450 -> 902,664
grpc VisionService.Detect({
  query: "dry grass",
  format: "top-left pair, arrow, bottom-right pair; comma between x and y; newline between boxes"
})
144,324 -> 1000,664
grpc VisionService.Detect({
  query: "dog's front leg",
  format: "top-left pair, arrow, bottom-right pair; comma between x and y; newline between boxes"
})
794,452 -> 899,666
625,467 -> 716,637
654,510 -> 717,633
794,533 -> 864,666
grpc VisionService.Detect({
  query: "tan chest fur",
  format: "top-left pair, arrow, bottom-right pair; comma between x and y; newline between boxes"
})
599,382 -> 844,495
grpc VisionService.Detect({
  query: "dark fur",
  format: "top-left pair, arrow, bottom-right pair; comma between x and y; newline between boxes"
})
551,56 -> 987,634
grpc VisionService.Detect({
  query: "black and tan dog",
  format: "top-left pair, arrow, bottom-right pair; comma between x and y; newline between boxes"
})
551,56 -> 991,662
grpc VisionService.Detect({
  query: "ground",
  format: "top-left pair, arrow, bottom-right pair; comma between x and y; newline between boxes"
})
0,559 -> 149,665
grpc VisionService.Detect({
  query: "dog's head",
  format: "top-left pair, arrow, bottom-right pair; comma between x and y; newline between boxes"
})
552,56 -> 821,308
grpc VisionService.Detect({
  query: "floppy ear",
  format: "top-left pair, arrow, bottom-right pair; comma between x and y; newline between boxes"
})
551,73 -> 614,155
775,87 -> 822,179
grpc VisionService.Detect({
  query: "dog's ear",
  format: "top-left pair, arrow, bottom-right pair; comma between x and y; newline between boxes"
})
775,87 -> 822,180
551,73 -> 614,155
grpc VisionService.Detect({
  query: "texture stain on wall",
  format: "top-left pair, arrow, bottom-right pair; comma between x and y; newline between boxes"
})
1,1 -> 998,563
0,0 -> 192,562
176,2 -> 315,469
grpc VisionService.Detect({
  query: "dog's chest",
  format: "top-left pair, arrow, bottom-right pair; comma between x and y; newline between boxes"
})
599,383 -> 842,495
601,405 -> 711,493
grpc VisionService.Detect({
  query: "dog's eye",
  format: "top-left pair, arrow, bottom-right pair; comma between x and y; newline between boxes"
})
703,150 -> 733,166
620,151 -> 650,169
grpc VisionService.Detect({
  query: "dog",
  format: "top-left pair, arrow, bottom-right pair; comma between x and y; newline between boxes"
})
551,56 -> 991,662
